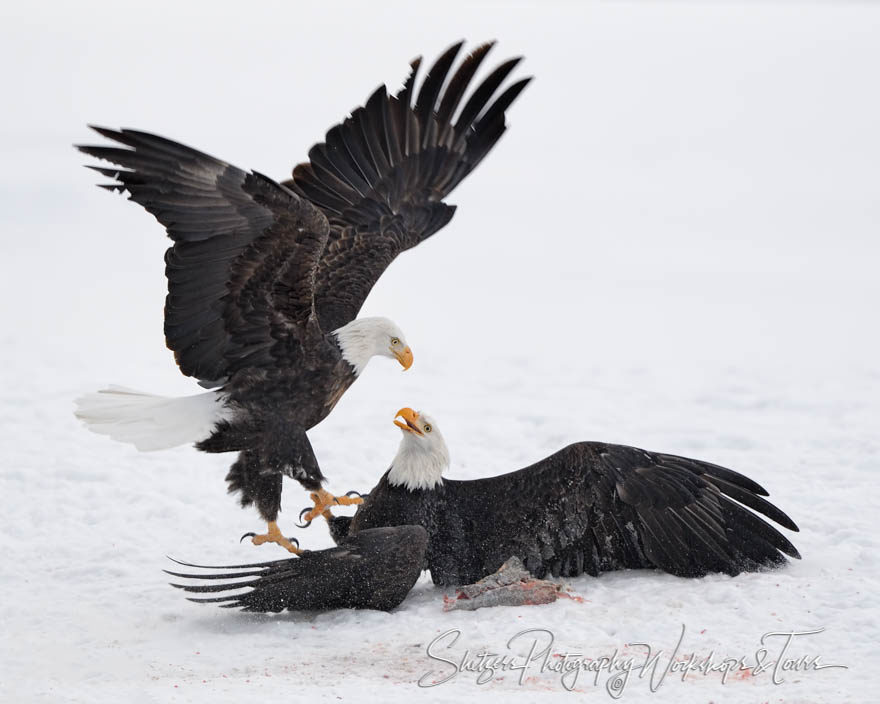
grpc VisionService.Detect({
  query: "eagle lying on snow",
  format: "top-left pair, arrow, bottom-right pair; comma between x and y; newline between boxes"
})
171,408 -> 800,611
345,409 -> 800,584
73,42 -> 530,553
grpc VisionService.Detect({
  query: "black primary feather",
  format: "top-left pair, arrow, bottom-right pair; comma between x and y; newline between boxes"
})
285,41 -> 532,331
76,128 -> 329,383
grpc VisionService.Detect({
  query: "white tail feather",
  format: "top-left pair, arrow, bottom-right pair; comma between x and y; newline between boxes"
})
74,385 -> 231,452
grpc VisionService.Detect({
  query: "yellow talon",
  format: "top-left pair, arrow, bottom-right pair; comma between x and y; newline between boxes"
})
247,521 -> 302,554
300,488 -> 364,525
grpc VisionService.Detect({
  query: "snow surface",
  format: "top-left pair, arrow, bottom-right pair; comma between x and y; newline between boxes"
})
2,1 -> 879,702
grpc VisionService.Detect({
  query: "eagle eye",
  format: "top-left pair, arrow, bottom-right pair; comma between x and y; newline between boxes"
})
391,337 -> 400,345
424,424 -> 432,433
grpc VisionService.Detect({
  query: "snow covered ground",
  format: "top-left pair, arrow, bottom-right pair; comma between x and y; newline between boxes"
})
2,1 -> 879,701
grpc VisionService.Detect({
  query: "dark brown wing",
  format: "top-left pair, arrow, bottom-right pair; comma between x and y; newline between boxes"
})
166,525 -> 427,612
443,442 -> 800,582
285,41 -> 532,331
78,127 -> 330,383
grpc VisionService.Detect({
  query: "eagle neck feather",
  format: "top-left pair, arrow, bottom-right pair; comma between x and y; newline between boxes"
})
333,318 -> 382,375
388,437 -> 448,492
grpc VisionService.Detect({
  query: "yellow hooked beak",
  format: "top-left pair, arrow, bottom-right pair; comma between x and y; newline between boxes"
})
394,407 -> 422,435
394,346 -> 414,371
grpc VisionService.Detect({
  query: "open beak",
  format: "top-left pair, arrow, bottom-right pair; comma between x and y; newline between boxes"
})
394,346 -> 414,371
394,407 -> 422,435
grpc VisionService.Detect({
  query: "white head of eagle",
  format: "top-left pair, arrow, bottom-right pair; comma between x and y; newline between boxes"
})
388,407 -> 450,491
333,317 -> 413,375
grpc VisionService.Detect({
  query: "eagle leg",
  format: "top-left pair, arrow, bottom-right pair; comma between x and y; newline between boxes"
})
296,488 -> 364,528
240,521 -> 302,554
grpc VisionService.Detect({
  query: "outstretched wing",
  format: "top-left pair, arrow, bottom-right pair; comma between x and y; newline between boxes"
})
78,128 -> 330,384
446,442 -> 800,582
286,41 -> 532,331
166,525 -> 427,612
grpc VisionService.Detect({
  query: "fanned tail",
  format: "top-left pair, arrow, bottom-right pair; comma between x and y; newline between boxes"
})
74,384 -> 231,451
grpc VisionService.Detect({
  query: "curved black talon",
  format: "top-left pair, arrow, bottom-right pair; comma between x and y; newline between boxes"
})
285,536 -> 300,549
344,490 -> 365,499
296,506 -> 314,529
240,531 -> 257,543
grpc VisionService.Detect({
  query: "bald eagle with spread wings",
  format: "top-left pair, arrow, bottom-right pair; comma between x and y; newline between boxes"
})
74,42 -> 531,552
346,408 -> 801,584
171,408 -> 800,611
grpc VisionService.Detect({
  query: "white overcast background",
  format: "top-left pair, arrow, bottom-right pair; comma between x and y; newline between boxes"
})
1,2 -> 878,703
